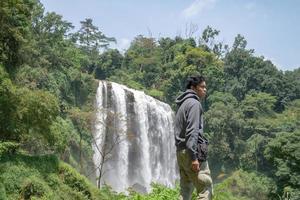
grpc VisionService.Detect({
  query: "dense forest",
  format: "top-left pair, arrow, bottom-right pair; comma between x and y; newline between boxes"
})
0,0 -> 299,199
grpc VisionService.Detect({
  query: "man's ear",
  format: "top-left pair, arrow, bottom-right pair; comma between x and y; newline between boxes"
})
190,85 -> 196,91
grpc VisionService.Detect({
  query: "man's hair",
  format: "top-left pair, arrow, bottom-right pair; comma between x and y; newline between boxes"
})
185,75 -> 205,89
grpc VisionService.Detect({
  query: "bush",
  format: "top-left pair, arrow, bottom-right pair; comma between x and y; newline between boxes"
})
20,176 -> 51,199
146,89 -> 164,101
58,162 -> 93,199
0,154 -> 102,200
0,142 -> 19,155
213,170 -> 276,200
0,183 -> 7,200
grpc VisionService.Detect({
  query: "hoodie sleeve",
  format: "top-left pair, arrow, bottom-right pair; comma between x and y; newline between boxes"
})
185,99 -> 202,161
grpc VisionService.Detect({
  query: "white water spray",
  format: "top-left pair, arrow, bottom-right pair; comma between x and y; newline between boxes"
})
93,81 -> 177,192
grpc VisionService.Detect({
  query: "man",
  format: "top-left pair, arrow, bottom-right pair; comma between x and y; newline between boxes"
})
174,76 -> 213,200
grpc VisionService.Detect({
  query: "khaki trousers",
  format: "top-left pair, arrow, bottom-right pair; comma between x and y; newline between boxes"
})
177,149 -> 213,200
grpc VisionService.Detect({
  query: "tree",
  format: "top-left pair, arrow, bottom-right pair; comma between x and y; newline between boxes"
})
123,36 -> 162,88
71,18 -> 116,74
284,68 -> 300,101
69,108 -> 93,173
17,88 -> 60,153
206,91 -> 238,108
95,49 -> 123,80
0,66 -> 18,139
0,0 -> 34,74
158,37 -> 176,64
74,18 -> 116,51
205,98 -> 245,173
0,77 -> 60,154
92,110 -> 128,189
241,92 -> 276,119
265,131 -> 300,199
199,26 -> 228,57
224,34 -> 251,75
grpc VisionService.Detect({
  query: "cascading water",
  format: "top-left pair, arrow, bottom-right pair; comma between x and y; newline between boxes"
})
93,81 -> 178,193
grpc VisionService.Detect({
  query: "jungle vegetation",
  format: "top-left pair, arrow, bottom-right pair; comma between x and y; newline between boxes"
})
0,0 -> 299,199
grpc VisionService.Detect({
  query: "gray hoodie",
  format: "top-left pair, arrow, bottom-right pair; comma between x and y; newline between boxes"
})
174,89 -> 207,160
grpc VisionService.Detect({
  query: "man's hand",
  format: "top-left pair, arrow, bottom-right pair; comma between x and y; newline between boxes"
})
191,159 -> 200,172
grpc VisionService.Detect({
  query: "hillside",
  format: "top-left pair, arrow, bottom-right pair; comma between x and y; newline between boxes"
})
0,152 -> 102,200
0,151 -> 274,200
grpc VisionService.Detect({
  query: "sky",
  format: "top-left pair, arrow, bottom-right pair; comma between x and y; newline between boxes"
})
40,0 -> 300,71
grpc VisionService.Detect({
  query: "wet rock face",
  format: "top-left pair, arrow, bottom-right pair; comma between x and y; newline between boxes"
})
93,81 -> 178,192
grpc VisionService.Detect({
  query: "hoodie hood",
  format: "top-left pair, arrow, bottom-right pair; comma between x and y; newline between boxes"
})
175,89 -> 200,106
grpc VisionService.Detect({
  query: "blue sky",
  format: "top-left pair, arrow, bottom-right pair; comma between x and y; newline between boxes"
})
40,0 -> 300,71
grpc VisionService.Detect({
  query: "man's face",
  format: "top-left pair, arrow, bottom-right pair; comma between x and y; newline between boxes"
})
192,81 -> 207,99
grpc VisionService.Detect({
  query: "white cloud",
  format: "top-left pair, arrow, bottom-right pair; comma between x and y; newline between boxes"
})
119,38 -> 131,50
181,0 -> 216,19
112,38 -> 131,52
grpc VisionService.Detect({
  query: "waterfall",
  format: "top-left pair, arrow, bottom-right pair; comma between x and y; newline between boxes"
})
92,81 -> 178,193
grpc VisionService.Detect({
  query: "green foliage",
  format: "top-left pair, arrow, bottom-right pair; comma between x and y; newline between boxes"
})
207,91 -> 238,107
241,92 -> 276,118
240,134 -> 269,171
264,131 -> 300,196
17,88 -> 59,134
275,99 -> 300,132
199,26 -> 228,57
145,184 -> 180,200
109,69 -> 145,90
213,170 -> 275,200
0,182 -> 7,200
73,18 -> 116,51
71,18 -> 116,74
0,154 -> 102,200
0,0 -> 299,198
93,185 -> 127,200
29,9 -> 77,70
0,0 -> 34,73
15,65 -> 50,89
0,141 -> 19,155
205,99 -> 245,173
127,184 -> 180,200
92,183 -> 180,200
284,68 -> 300,101
20,176 -> 52,199
146,89 -> 164,101
0,66 -> 18,138
123,36 -> 162,88
223,37 -> 289,111
1,67 -> 60,150
58,162 -> 93,199
95,49 -> 123,79
49,117 -> 74,154
0,0 -> 99,177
